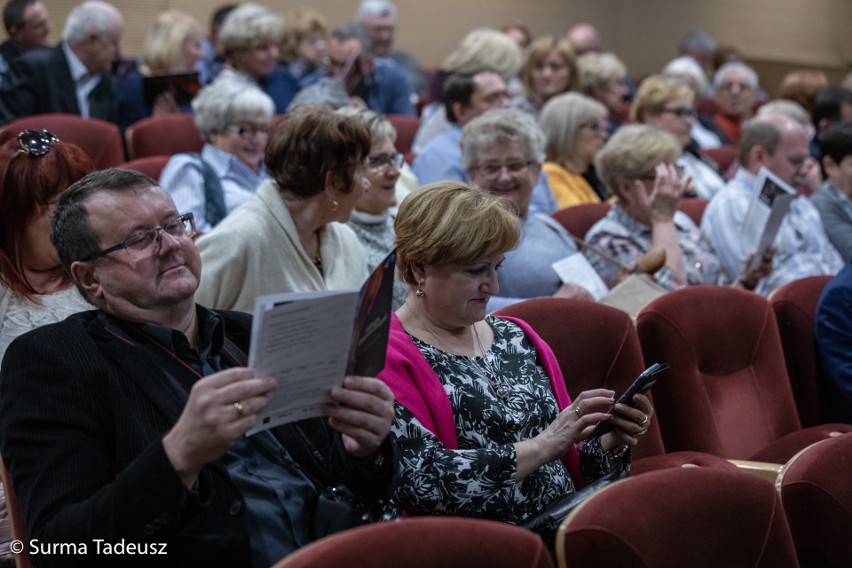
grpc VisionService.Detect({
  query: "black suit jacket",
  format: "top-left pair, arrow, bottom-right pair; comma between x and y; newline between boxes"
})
0,44 -> 115,124
0,309 -> 396,568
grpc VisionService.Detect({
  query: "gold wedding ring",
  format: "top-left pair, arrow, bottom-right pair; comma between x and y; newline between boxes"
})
574,405 -> 583,418
639,413 -> 648,426
234,401 -> 244,417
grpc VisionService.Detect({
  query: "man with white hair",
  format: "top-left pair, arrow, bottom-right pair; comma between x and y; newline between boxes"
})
355,0 -> 425,96
0,0 -> 123,123
710,61 -> 760,145
701,114 -> 843,295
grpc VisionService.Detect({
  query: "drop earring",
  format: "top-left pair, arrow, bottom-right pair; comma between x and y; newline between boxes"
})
415,279 -> 425,298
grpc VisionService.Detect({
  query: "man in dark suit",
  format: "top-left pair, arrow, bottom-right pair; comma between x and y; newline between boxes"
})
0,0 -> 123,124
0,0 -> 51,84
0,168 -> 397,567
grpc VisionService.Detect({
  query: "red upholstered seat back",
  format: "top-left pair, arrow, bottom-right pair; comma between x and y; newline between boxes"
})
557,467 -> 799,568
271,517 -> 554,568
386,114 -> 420,156
495,298 -> 665,459
769,276 -> 833,427
126,113 -> 203,160
678,197 -> 709,226
637,286 -> 801,459
119,155 -> 171,180
551,203 -> 610,239
779,432 -> 852,567
1,113 -> 124,169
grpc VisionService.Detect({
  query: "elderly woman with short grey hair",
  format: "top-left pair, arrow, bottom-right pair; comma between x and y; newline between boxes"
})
338,106 -> 409,309
462,108 -> 595,310
216,2 -> 299,112
158,77 -> 275,233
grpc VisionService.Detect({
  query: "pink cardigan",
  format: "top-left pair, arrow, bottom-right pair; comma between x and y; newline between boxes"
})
379,313 -> 584,487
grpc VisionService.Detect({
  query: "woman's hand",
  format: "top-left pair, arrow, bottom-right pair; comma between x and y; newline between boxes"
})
647,163 -> 690,224
738,248 -> 774,291
600,393 -> 655,453
514,388 -> 615,481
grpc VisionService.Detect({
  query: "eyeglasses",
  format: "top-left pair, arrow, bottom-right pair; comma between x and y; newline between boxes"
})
224,124 -> 271,139
475,160 -> 532,178
18,129 -> 60,157
368,152 -> 404,172
81,213 -> 196,261
660,107 -> 697,119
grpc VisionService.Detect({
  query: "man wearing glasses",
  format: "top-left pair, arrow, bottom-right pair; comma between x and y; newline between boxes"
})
0,169 -> 397,566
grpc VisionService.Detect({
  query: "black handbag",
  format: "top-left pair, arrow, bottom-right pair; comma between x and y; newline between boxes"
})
521,469 -> 627,537
311,484 -> 383,539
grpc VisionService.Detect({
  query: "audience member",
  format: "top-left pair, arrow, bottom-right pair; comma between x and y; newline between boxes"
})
196,3 -> 236,85
566,22 -> 602,55
815,261 -> 852,423
778,69 -> 829,116
678,30 -> 716,78
811,86 -> 852,161
577,51 -> 629,134
812,123 -> 852,261
539,92 -> 610,206
379,181 -> 650,523
0,135 -> 95,566
461,108 -> 595,310
412,68 -> 510,185
335,107 -> 409,310
586,124 -> 728,290
0,0 -> 49,84
0,167 -> 397,567
114,10 -> 204,132
631,75 -> 726,199
711,44 -> 746,76
754,98 -> 822,195
701,114 -> 843,295
512,36 -> 578,116
414,28 -> 522,154
502,21 -> 532,52
326,24 -> 415,116
216,3 -> 299,114
0,130 -> 94,361
356,0 -> 426,97
0,0 -> 123,124
158,77 -> 275,234
196,106 -> 370,312
709,61 -> 759,145
662,55 -> 725,149
280,6 -> 328,87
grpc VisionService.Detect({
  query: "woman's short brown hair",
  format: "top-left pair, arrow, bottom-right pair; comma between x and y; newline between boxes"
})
264,105 -> 371,198
394,181 -> 521,285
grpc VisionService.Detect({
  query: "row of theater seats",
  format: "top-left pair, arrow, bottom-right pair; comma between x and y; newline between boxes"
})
267,434 -> 851,568
0,112 -> 424,178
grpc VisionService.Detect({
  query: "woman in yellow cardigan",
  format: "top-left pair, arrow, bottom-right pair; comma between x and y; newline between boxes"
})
539,92 -> 610,208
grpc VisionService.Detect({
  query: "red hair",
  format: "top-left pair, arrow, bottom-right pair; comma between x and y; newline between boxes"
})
0,136 -> 94,301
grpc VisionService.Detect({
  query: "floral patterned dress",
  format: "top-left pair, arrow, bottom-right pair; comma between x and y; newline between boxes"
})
391,316 -> 623,524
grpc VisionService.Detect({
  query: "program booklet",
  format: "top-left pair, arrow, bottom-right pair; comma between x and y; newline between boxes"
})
739,167 -> 796,273
245,250 -> 396,435
142,71 -> 202,108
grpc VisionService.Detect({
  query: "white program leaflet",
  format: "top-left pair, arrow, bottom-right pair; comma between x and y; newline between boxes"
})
246,290 -> 359,435
551,252 -> 609,300
739,167 -> 796,273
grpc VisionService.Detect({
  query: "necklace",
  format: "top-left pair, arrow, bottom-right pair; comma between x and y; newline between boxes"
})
406,305 -> 510,400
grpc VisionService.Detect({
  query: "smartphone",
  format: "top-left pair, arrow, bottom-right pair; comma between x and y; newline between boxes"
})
591,362 -> 669,438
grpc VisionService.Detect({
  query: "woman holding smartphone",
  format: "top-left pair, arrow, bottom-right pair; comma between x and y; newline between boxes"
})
378,181 -> 654,525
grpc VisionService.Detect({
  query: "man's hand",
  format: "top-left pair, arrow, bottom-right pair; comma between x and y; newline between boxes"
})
324,376 -> 394,459
162,368 -> 277,488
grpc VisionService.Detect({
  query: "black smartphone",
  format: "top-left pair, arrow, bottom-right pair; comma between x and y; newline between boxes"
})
591,362 -> 669,438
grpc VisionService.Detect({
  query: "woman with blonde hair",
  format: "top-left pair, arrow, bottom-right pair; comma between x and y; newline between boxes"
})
280,6 -> 329,86
539,92 -> 610,207
115,10 -> 204,131
513,36 -> 579,116
630,75 -> 726,198
378,181 -> 651,523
